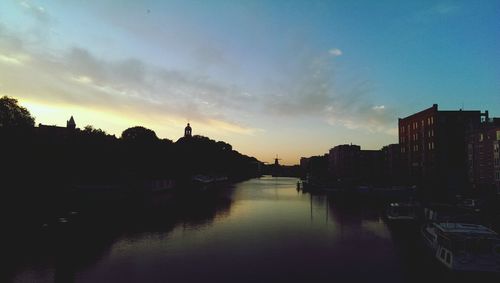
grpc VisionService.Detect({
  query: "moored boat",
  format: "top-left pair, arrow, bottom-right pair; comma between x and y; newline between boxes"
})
421,222 -> 500,272
385,201 -> 420,221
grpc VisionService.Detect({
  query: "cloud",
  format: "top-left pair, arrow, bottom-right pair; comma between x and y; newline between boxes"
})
19,1 -> 51,24
0,25 -> 257,135
412,2 -> 461,23
262,51 -> 396,134
328,48 -> 342,57
431,3 -> 460,15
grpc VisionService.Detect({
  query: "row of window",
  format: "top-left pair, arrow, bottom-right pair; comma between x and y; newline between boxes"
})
401,131 -> 435,143
403,117 -> 435,132
400,142 -> 435,153
479,131 -> 500,142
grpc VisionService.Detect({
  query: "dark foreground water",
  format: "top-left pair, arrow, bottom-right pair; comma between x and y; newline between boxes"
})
3,177 -> 499,282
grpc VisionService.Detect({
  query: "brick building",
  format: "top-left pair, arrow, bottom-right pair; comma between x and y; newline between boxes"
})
467,118 -> 500,195
328,144 -> 382,186
329,144 -> 360,184
398,104 -> 486,199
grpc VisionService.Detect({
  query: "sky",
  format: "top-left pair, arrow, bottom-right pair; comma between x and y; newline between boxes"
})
0,0 -> 499,165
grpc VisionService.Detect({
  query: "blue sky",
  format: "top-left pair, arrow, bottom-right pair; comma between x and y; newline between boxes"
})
1,0 -> 499,164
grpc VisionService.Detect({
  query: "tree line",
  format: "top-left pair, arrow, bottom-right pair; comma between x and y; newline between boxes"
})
0,96 -> 261,222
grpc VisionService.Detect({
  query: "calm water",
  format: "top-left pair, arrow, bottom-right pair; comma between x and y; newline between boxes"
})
3,177 -> 499,282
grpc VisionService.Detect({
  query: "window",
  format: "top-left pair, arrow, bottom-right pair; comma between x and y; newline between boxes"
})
480,133 -> 484,142
496,171 -> 500,181
494,144 -> 499,153
497,130 -> 500,141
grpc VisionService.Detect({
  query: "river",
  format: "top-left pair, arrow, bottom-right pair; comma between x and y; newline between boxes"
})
3,176 -> 499,282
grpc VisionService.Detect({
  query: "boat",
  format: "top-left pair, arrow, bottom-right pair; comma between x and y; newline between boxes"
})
423,203 -> 479,223
421,222 -> 500,272
385,201 -> 420,221
190,174 -> 228,191
147,179 -> 176,193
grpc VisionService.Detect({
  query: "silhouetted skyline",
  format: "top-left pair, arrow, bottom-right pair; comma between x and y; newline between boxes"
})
1,1 -> 499,164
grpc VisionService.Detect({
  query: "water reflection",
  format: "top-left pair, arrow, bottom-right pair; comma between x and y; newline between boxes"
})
4,177 -> 500,282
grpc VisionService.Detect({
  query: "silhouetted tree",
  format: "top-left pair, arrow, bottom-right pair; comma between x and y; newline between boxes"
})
121,126 -> 158,143
0,96 -> 35,128
83,125 -> 108,136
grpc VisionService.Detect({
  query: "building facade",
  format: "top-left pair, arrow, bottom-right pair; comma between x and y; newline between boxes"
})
329,144 -> 361,184
381,144 -> 403,185
398,104 -> 486,199
467,118 -> 500,194
328,144 -> 382,186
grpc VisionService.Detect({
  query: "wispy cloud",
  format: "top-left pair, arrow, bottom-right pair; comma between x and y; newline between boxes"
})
0,24 -> 257,135
328,48 -> 342,57
412,2 -> 461,23
19,0 -> 51,24
262,50 -> 396,134
431,3 -> 460,15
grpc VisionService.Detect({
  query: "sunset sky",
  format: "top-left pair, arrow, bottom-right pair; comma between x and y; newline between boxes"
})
1,0 -> 499,164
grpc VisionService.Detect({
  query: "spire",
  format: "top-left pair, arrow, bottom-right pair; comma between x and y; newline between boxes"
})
184,123 -> 192,137
67,116 -> 76,130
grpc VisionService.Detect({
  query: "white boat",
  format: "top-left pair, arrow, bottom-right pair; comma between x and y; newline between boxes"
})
386,201 -> 420,221
421,222 -> 500,272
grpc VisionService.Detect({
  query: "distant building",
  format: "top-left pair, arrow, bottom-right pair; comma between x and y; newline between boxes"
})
381,144 -> 403,185
37,115 -> 77,139
300,157 -> 310,171
358,149 -> 383,185
300,154 -> 328,180
328,144 -> 383,186
67,116 -> 76,130
184,123 -> 192,138
329,144 -> 360,184
398,104 -> 486,198
466,117 -> 500,195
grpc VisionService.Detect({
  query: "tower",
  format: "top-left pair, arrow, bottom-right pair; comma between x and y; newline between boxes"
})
184,123 -> 192,137
67,116 -> 76,130
274,155 -> 281,166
